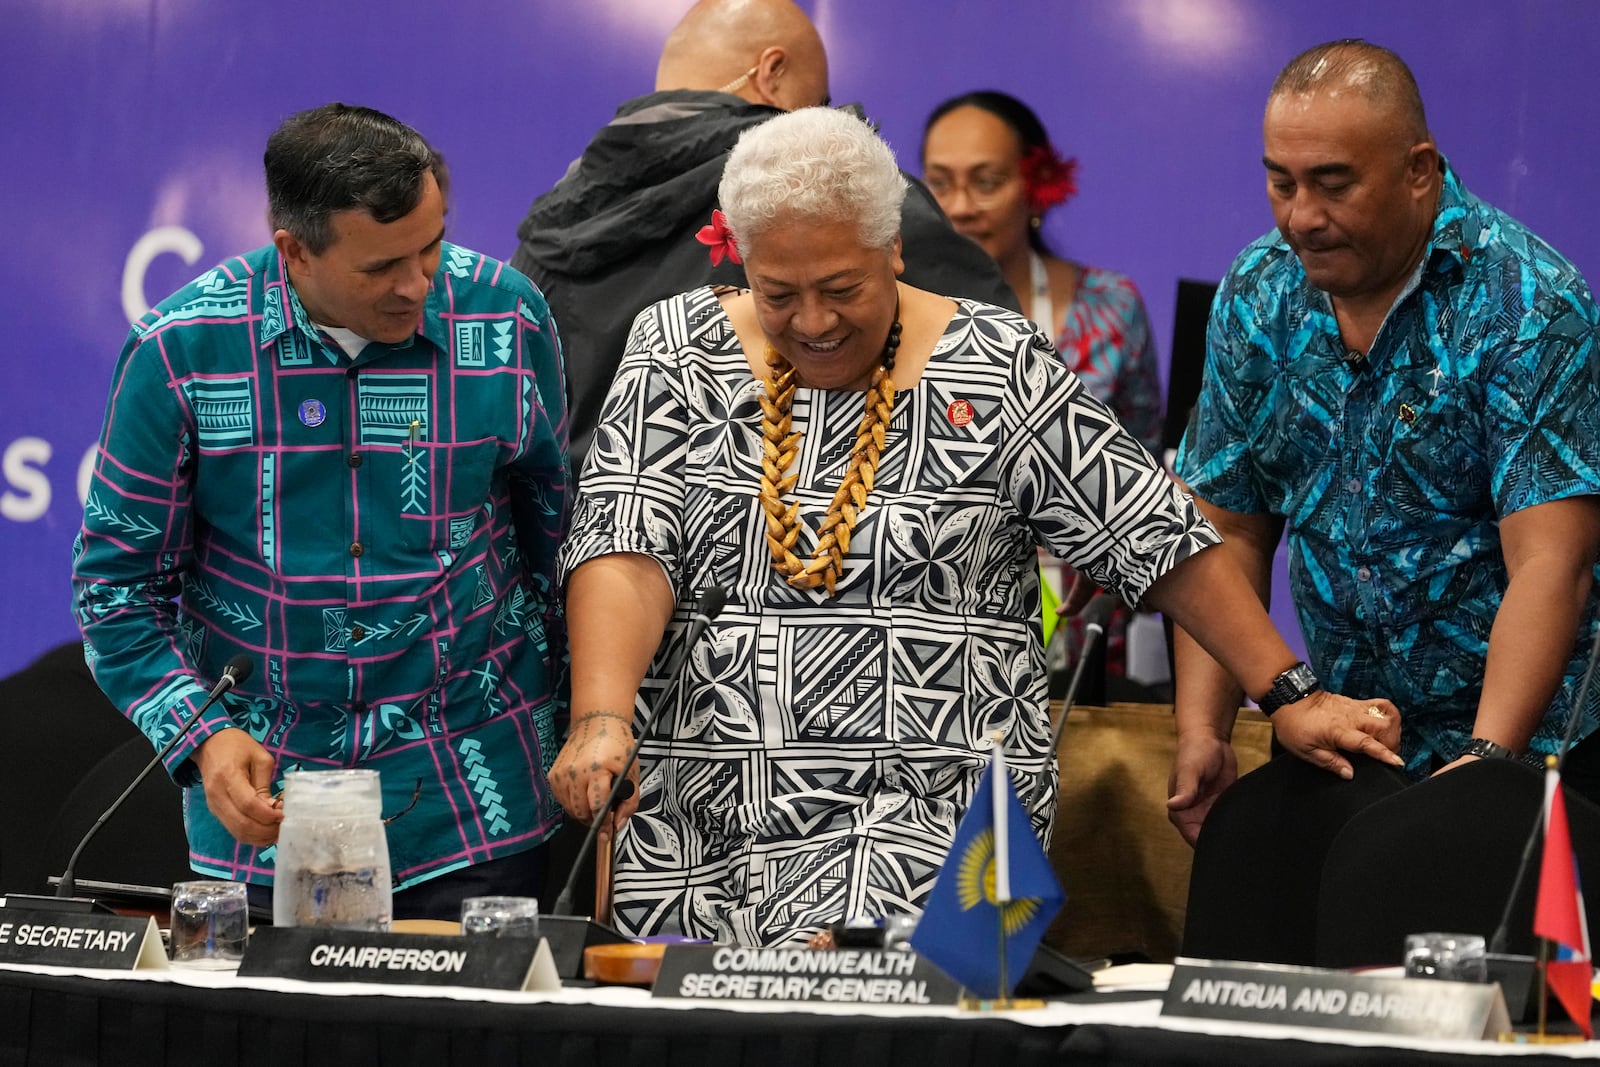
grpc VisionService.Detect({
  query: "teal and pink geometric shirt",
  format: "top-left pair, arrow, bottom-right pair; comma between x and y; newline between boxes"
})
72,241 -> 571,889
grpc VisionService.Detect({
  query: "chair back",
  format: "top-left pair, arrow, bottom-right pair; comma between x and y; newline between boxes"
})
1315,757 -> 1600,969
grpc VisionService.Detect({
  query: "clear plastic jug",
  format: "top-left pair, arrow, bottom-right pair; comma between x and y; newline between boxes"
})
272,769 -> 393,931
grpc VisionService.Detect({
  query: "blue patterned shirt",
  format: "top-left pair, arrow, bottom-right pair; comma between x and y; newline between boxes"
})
1178,165 -> 1600,773
72,242 -> 571,888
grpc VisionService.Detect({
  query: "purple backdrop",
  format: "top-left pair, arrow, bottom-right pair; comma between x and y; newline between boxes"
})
3,0 -> 1597,677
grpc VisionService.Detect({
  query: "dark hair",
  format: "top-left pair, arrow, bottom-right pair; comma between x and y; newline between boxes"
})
921,90 -> 1054,254
265,103 -> 449,254
1270,40 -> 1430,145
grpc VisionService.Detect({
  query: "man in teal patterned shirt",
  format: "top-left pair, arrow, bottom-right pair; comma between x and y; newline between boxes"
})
72,104 -> 570,918
1172,41 -> 1600,839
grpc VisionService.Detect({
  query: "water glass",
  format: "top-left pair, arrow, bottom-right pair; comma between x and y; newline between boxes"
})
461,895 -> 540,939
881,914 -> 919,951
1404,931 -> 1488,982
169,880 -> 250,967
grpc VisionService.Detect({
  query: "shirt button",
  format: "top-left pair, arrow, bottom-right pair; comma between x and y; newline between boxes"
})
350,624 -> 366,641
1345,478 -> 1361,494
348,453 -> 363,468
352,701 -> 368,715
1356,566 -> 1373,582
350,541 -> 364,557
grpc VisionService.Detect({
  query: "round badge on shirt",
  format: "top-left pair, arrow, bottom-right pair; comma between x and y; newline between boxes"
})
299,399 -> 327,428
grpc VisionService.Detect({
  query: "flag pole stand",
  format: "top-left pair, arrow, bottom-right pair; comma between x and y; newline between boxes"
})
1497,937 -> 1589,1042
960,996 -> 1049,1011
1538,935 -> 1551,1040
996,906 -> 1007,1006
958,907 -> 1047,1012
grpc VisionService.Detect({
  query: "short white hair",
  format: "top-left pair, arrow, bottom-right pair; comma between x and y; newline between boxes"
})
719,107 -> 907,259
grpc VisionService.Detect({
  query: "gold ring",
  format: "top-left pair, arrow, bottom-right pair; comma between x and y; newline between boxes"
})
1367,705 -> 1387,719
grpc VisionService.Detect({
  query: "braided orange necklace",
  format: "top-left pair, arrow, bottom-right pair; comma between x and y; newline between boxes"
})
757,319 -> 902,597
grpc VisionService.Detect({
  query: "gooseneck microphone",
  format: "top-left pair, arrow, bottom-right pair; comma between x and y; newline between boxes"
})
56,653 -> 254,900
1025,593 -> 1118,813
551,586 -> 728,919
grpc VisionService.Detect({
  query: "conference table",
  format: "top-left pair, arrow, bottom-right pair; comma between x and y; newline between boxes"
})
3,960 -> 1598,1066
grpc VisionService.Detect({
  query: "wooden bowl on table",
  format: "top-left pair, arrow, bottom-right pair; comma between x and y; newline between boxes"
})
584,942 -> 668,986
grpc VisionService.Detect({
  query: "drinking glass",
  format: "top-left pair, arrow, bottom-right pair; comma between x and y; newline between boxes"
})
1404,931 -> 1488,982
461,895 -> 540,939
169,880 -> 250,967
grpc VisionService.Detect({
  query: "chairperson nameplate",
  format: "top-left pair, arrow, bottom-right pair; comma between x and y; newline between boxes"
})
238,926 -> 561,991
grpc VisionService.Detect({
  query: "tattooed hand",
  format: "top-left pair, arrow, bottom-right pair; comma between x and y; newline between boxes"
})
550,710 -> 638,824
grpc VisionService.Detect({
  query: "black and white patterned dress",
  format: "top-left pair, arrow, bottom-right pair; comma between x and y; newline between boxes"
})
559,287 -> 1219,944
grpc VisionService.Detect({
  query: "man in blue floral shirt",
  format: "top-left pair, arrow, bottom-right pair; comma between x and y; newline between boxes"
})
1171,40 -> 1600,848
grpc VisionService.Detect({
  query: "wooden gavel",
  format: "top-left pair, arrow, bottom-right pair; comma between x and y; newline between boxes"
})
593,777 -> 634,923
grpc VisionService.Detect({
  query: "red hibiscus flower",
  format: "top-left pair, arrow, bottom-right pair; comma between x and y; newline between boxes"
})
1019,144 -> 1078,214
695,208 -> 743,266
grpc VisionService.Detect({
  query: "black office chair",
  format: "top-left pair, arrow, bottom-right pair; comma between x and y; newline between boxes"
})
1180,753 -> 1409,966
37,734 -> 193,896
1156,279 -> 1220,690
1159,277 -> 1221,460
1315,756 -> 1600,969
0,642 -> 191,896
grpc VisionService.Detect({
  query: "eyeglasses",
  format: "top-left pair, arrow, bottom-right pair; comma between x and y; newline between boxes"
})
268,769 -> 422,826
924,170 -> 1020,209
382,778 -> 423,825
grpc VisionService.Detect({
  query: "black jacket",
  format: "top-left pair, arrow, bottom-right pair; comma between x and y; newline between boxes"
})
511,91 -> 1018,472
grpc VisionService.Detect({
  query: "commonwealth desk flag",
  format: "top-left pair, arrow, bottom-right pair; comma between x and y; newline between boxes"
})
910,747 -> 1064,999
1534,763 -> 1593,1038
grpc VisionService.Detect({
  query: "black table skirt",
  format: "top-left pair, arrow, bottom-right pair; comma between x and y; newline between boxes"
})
0,970 -> 1588,1067
0,970 -> 1068,1067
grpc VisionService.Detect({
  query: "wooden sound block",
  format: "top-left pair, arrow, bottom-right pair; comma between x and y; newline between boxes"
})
583,941 -> 665,986
390,918 -> 461,936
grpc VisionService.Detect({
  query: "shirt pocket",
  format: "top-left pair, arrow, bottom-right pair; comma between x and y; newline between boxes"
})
399,436 -> 504,555
1375,378 -> 1489,527
1253,375 -> 1337,499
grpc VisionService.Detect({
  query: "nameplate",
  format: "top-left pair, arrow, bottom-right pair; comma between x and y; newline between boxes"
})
0,909 -> 166,970
1163,960 -> 1511,1040
237,926 -> 560,991
652,944 -> 963,1005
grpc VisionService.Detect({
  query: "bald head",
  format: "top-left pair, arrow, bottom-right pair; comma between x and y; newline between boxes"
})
656,0 -> 829,111
1269,39 -> 1430,148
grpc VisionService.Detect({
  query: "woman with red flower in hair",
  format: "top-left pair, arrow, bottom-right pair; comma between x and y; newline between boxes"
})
923,91 -> 1168,696
921,91 -> 1162,457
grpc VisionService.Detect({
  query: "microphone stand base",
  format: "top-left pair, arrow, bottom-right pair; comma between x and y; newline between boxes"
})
1486,953 -> 1537,1022
0,893 -> 116,915
541,914 -> 632,979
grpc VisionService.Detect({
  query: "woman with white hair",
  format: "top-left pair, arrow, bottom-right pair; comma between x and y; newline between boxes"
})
550,106 -> 1399,945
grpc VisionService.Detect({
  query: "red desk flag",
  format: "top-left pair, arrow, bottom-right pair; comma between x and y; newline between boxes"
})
1534,765 -> 1593,1038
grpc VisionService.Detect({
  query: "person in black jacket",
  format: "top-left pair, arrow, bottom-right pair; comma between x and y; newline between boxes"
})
511,0 -> 1017,474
